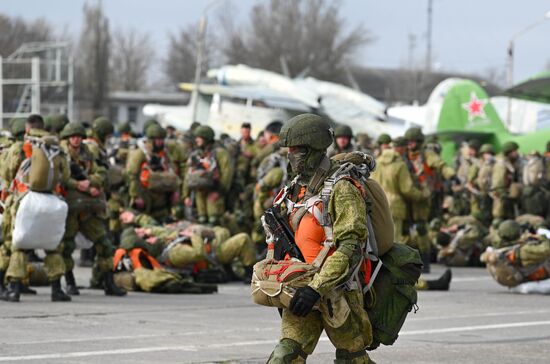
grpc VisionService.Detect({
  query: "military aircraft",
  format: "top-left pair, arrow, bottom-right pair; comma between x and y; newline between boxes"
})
387,77 -> 550,163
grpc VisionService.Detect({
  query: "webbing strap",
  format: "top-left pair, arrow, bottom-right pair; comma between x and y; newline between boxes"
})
306,156 -> 331,196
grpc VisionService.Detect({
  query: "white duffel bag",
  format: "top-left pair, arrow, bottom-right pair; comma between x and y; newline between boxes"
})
12,191 -> 68,250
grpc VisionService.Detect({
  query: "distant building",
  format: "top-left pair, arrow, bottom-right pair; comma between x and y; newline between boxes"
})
107,91 -> 189,133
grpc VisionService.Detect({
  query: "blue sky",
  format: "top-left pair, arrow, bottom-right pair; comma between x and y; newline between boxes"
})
3,0 -> 549,84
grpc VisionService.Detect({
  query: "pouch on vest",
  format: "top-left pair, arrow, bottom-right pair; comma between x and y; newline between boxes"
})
12,191 -> 68,251
65,190 -> 107,214
251,259 -> 319,309
144,169 -> 180,193
364,243 -> 422,350
185,152 -> 219,190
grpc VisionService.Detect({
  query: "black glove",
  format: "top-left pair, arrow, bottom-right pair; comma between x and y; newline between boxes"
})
289,286 -> 320,317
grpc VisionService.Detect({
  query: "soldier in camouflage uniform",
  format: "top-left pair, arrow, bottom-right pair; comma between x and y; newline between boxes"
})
267,114 -> 375,364
521,151 -> 549,218
327,124 -> 355,158
371,137 -> 430,246
126,124 -> 181,223
468,144 -> 496,225
60,122 -> 126,296
491,141 -> 522,220
404,127 -> 457,272
374,133 -> 391,157
183,126 -> 233,225
0,115 -> 71,302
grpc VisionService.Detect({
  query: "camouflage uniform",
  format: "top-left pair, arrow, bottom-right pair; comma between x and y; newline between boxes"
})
327,124 -> 355,158
491,142 -> 522,220
126,125 -> 180,223
267,114 -> 374,364
469,144 -> 496,225
371,145 -> 429,246
0,126 -> 71,302
183,126 -> 233,225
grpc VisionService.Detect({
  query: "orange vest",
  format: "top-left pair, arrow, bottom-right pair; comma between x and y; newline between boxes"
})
113,248 -> 162,271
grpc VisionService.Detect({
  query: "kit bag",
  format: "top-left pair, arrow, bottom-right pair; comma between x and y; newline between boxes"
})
12,191 -> 68,250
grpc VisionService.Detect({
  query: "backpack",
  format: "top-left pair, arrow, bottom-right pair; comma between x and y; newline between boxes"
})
18,135 -> 63,192
185,149 -> 220,190
365,243 -> 422,350
137,139 -> 180,193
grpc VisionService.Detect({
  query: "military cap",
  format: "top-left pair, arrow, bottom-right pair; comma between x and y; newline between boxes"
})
501,141 -> 519,154
480,144 -> 495,154
146,124 -> 167,139
193,125 -> 215,142
334,124 -> 353,138
279,114 -> 333,151
377,133 -> 392,145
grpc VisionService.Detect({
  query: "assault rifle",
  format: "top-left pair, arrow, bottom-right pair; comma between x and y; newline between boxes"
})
262,205 -> 304,262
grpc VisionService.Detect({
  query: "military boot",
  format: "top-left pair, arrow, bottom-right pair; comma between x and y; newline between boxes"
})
426,269 -> 452,291
104,271 -> 127,296
1,280 -> 21,302
242,265 -> 254,285
20,283 -> 37,295
51,279 -> 71,302
420,252 -> 431,274
65,270 -> 80,295
0,270 -> 6,295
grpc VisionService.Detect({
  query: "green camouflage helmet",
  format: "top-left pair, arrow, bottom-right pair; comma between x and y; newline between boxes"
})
279,113 -> 333,150
377,133 -> 392,145
501,141 -> 519,155
404,127 -> 425,143
334,124 -> 353,138
193,125 -> 215,142
480,143 -> 495,154
143,119 -> 160,135
491,218 -> 503,230
497,220 -> 521,241
468,139 -> 481,151
10,118 -> 26,137
392,136 -> 407,147
50,114 -> 70,133
60,122 -> 87,139
146,124 -> 167,139
118,122 -> 132,134
92,117 -> 114,138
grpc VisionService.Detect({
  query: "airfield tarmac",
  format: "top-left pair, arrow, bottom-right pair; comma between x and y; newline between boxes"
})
1,265 -> 549,364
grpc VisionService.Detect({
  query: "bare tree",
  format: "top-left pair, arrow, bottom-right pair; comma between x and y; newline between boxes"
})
110,28 -> 154,91
163,22 -> 217,88
221,0 -> 373,81
0,14 -> 54,56
75,1 -> 110,116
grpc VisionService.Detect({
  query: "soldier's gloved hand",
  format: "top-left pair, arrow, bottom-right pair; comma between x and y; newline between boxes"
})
289,286 -> 320,317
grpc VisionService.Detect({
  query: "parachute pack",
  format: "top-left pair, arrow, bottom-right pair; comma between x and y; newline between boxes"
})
185,149 -> 220,190
16,135 -> 64,193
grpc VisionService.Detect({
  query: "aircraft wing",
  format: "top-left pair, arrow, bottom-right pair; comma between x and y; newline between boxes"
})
505,71 -> 550,104
179,82 -> 312,112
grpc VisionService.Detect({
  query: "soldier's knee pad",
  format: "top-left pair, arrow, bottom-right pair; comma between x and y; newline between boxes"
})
267,338 -> 307,364
335,348 -> 371,364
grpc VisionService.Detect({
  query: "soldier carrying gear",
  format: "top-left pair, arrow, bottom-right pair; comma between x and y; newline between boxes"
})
327,124 -> 354,158
491,141 -> 522,221
126,124 -> 181,224
264,113 -> 382,364
183,125 -> 233,225
0,114 -> 72,302
468,143 -> 496,224
375,133 -> 392,157
60,122 -> 127,297
404,126 -> 456,272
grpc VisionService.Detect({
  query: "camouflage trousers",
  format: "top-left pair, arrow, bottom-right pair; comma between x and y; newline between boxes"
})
62,211 -> 113,273
194,190 -> 225,224
269,290 -> 373,363
167,227 -> 256,268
